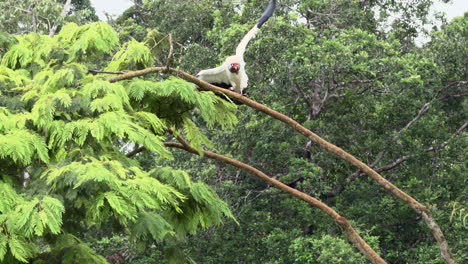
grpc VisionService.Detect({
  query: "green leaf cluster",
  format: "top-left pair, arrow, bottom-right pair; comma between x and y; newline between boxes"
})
0,21 -> 238,263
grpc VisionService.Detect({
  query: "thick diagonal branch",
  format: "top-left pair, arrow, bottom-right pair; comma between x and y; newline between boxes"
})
169,142 -> 387,263
110,67 -> 455,264
128,140 -> 386,264
325,122 -> 467,199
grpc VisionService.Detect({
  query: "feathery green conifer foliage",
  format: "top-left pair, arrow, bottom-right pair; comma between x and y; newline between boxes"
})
0,21 -> 237,263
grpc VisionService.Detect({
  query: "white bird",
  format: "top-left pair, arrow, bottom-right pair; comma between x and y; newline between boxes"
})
196,0 -> 276,97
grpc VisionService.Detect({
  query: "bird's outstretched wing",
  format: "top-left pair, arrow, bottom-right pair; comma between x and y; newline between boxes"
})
196,65 -> 229,85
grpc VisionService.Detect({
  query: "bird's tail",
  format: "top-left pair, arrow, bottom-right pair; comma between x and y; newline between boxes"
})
235,0 -> 276,56
257,0 -> 276,28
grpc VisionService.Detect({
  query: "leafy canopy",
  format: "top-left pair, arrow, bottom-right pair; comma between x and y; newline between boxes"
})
0,21 -> 237,263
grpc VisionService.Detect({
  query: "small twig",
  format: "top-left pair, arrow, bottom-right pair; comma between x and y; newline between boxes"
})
165,34 -> 174,69
126,147 -> 146,158
150,34 -> 169,51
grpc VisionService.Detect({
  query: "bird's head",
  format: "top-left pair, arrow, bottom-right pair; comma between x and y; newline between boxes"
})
228,63 -> 241,74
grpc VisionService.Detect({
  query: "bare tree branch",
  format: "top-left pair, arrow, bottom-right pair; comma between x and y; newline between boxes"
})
89,69 -> 126,75
392,102 -> 431,142
292,82 -> 312,107
133,0 -> 147,25
126,146 -> 145,158
379,122 -> 467,172
165,34 -> 174,69
164,141 -> 387,263
109,67 -> 456,264
336,79 -> 375,87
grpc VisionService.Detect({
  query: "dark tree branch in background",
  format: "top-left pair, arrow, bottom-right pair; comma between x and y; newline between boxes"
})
15,6 -> 37,33
392,102 -> 431,142
325,80 -> 468,199
89,69 -> 126,75
379,122 -> 467,172
125,146 -> 145,158
336,79 -> 375,87
109,67 -> 455,264
133,0 -> 147,25
324,121 -> 467,199
30,3 -> 37,33
439,81 -> 468,100
49,0 -> 72,37
292,79 -> 312,107
165,34 -> 174,69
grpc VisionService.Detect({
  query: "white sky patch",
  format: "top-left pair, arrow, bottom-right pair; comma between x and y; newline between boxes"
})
90,0 -> 467,22
90,0 -> 133,21
89,0 -> 466,44
415,0 -> 468,45
432,0 -> 467,19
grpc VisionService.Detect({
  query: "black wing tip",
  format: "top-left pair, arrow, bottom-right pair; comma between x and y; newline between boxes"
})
257,0 -> 276,28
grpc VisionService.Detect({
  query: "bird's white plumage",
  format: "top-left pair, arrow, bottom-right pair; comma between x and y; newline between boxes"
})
235,26 -> 259,57
196,24 -> 258,94
196,65 -> 229,84
197,55 -> 248,94
196,0 -> 275,95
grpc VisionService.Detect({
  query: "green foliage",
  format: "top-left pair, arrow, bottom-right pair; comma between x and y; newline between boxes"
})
0,21 -> 237,263
152,167 -> 237,235
289,234 -> 376,264
0,32 -> 17,54
0,129 -> 49,164
182,116 -> 213,155
131,212 -> 175,242
124,77 -> 238,128
5,237 -> 35,263
36,234 -> 108,264
0,184 -> 64,263
14,196 -> 64,237
1,34 -> 53,69
449,202 -> 468,227
57,22 -> 119,62
0,0 -> 98,36
1,2 -> 466,264
122,1 -> 466,264
107,40 -> 154,71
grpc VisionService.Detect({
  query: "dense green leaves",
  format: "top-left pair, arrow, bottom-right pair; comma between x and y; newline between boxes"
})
43,234 -> 108,264
107,40 -> 154,71
152,167 -> 236,235
0,130 -> 49,164
0,1 -> 466,263
0,21 -> 238,263
124,1 -> 466,264
0,184 -> 63,262
57,22 -> 119,62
